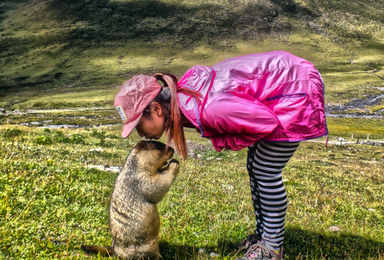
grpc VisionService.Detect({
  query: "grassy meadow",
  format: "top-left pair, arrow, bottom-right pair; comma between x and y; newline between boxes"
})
1,0 -> 384,259
1,0 -> 384,110
0,125 -> 383,260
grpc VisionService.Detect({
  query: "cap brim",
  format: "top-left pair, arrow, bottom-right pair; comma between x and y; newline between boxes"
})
121,113 -> 143,138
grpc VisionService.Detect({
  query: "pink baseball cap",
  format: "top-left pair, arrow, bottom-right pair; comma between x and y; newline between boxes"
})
114,75 -> 161,137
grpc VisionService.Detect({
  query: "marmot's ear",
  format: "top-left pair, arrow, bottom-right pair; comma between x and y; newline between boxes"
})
135,140 -> 147,151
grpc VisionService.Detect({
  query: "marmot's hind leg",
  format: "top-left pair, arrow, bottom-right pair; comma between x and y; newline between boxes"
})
81,245 -> 113,257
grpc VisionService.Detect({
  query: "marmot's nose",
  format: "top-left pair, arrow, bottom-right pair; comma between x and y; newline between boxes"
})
168,146 -> 174,154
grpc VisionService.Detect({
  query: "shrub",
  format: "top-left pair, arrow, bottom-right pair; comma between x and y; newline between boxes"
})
1,127 -> 22,138
53,131 -> 69,143
91,129 -> 106,138
69,134 -> 85,144
57,135 -> 71,143
35,135 -> 53,144
52,131 -> 86,144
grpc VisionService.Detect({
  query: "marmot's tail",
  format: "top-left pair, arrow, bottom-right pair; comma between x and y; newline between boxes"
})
81,245 -> 113,257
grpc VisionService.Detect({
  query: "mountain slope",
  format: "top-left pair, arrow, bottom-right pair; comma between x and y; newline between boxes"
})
0,0 -> 383,110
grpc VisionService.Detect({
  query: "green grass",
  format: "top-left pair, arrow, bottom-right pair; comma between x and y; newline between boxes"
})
1,1 -> 384,258
326,118 -> 384,140
0,125 -> 383,259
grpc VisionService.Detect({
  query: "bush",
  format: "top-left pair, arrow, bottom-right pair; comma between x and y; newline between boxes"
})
51,131 -> 86,144
91,129 -> 106,138
35,135 -> 53,145
53,131 -> 70,143
69,134 -> 85,144
1,127 -> 22,138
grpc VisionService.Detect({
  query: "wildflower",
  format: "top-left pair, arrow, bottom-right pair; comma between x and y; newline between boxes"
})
221,184 -> 234,191
210,252 -> 220,258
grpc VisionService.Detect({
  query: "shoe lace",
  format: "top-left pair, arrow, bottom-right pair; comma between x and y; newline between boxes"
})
239,233 -> 259,251
244,243 -> 271,258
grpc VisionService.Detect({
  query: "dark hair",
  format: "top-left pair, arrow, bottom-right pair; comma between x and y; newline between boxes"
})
143,73 -> 201,159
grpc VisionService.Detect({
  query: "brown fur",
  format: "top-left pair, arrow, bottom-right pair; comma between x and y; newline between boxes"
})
82,141 -> 179,259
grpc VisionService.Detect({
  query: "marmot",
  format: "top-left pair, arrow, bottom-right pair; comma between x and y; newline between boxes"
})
82,140 -> 179,259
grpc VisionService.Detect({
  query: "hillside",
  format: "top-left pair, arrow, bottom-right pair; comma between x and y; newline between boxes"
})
0,0 -> 383,114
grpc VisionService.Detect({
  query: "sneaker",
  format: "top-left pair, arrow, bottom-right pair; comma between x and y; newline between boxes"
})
235,241 -> 284,260
236,233 -> 259,252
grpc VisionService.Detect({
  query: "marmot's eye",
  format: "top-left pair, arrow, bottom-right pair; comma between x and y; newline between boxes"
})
154,142 -> 164,150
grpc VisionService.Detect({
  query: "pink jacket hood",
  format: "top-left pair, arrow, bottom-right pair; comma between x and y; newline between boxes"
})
177,51 -> 328,151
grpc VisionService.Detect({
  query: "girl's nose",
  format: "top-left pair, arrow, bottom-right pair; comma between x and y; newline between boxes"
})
136,129 -> 145,137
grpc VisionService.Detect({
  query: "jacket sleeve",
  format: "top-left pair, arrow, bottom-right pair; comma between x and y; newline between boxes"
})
201,90 -> 280,151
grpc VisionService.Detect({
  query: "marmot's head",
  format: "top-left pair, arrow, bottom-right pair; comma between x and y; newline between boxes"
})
130,140 -> 179,174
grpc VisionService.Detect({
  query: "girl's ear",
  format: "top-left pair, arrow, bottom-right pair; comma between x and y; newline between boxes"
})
151,102 -> 163,116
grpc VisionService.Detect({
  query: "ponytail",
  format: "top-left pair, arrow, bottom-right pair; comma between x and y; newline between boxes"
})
151,73 -> 201,160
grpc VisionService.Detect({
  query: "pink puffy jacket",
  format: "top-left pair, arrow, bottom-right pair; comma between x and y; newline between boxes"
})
177,51 -> 328,151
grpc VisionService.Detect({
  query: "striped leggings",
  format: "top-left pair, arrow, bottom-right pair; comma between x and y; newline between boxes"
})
246,141 -> 300,251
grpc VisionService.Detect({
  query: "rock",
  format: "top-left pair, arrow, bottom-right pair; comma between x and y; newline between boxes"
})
358,140 -> 384,146
89,148 -> 104,152
107,166 -> 121,173
327,226 -> 341,232
87,165 -> 121,173
87,165 -> 105,171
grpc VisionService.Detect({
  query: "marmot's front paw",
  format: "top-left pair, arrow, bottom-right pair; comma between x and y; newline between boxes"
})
168,159 -> 179,173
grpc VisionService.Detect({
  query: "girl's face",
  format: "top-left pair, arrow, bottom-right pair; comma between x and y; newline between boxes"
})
135,102 -> 166,140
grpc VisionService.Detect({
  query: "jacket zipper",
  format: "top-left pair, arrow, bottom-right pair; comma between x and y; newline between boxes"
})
266,92 -> 307,101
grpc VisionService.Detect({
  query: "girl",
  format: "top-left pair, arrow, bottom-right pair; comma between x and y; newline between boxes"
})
114,51 -> 328,260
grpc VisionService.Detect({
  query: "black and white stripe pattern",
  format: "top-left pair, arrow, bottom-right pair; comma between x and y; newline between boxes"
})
246,141 -> 300,251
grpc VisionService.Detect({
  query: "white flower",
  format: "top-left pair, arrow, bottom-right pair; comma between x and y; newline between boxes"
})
210,252 -> 220,258
221,184 -> 234,191
198,248 -> 205,253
